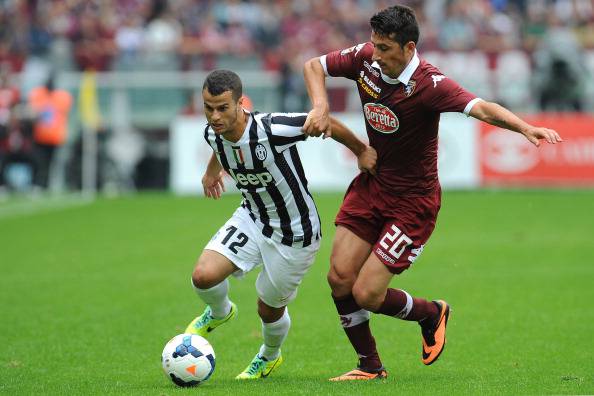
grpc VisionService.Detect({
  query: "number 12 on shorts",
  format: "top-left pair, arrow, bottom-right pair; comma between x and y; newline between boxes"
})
379,225 -> 412,259
221,225 -> 249,254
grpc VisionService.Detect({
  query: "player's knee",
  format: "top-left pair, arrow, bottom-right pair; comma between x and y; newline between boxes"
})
257,299 -> 285,323
191,264 -> 218,289
327,265 -> 356,294
352,284 -> 383,311
329,246 -> 346,269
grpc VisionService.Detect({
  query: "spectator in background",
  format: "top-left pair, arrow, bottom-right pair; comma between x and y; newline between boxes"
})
0,64 -> 27,193
533,13 -> 588,111
28,75 -> 73,190
0,64 -> 19,125
0,104 -> 36,194
71,8 -> 115,72
522,2 -> 549,52
438,1 -> 477,50
142,0 -> 182,70
179,90 -> 201,116
113,15 -> 145,70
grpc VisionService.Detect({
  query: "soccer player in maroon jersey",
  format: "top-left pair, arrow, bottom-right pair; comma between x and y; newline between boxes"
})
303,5 -> 563,381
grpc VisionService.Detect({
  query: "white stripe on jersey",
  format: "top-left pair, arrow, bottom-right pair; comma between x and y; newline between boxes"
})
204,112 -> 320,247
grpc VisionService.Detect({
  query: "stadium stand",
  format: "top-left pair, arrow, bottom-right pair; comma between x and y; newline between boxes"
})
0,0 -> 593,193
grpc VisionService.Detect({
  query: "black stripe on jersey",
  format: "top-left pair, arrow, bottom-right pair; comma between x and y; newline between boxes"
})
263,115 -> 313,247
266,182 -> 294,245
289,146 -> 310,195
204,125 -> 218,153
239,117 -> 270,234
248,191 -> 274,239
271,115 -> 307,127
269,134 -> 307,147
214,131 -> 263,230
241,192 -> 257,221
248,117 -> 264,168
203,125 -> 210,144
225,125 -> 273,239
249,116 -> 293,244
214,133 -> 231,170
290,145 -> 321,239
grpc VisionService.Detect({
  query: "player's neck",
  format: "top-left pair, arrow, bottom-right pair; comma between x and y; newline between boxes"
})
222,111 -> 249,143
386,52 -> 415,79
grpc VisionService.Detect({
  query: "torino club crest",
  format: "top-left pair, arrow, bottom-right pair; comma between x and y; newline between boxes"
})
404,80 -> 416,97
364,103 -> 399,134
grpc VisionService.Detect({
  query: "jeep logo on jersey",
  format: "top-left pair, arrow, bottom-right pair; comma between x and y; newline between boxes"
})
254,144 -> 267,161
229,169 -> 274,189
364,103 -> 399,134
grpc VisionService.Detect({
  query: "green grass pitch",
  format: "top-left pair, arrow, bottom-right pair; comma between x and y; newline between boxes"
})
1,190 -> 593,395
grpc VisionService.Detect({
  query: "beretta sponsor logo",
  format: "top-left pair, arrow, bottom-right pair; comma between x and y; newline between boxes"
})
364,103 -> 399,133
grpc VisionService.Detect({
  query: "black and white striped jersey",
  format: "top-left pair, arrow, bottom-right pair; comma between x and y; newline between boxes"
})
204,112 -> 321,248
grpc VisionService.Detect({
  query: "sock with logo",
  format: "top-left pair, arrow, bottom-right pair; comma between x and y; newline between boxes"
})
258,309 -> 290,361
333,293 -> 382,371
192,278 -> 232,319
374,288 -> 439,323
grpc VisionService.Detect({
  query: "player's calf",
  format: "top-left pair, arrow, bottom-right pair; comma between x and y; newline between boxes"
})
351,283 -> 386,312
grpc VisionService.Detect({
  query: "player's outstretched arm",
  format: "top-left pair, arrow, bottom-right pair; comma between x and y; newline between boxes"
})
469,100 -> 563,147
202,153 -> 226,199
303,57 -> 331,138
329,116 -> 377,175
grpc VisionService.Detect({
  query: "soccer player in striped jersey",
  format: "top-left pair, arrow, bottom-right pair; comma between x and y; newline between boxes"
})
184,69 -> 377,380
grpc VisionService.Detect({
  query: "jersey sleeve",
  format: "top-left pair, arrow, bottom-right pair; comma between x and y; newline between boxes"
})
203,125 -> 216,152
267,113 -> 308,152
322,42 -> 368,80
424,75 -> 479,114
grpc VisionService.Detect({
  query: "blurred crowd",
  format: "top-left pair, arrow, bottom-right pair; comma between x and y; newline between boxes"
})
1,0 -> 593,73
1,0 -> 592,105
1,0 -> 593,194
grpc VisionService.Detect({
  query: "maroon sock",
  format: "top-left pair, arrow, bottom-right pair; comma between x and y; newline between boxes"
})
375,288 -> 439,322
333,293 -> 382,370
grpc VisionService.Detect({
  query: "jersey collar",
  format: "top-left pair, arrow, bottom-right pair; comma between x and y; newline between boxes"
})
372,49 -> 420,85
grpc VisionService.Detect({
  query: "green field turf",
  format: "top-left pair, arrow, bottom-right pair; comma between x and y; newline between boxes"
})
1,190 -> 593,395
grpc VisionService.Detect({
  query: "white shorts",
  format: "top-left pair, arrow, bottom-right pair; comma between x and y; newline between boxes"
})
205,206 -> 320,308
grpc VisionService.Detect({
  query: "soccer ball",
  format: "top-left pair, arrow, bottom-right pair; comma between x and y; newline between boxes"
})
162,334 -> 216,387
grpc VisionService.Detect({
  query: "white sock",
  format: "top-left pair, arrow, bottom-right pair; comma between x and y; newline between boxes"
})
192,278 -> 232,319
258,309 -> 291,361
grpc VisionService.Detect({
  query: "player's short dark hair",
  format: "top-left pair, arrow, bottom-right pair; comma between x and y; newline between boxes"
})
203,69 -> 242,102
370,5 -> 419,47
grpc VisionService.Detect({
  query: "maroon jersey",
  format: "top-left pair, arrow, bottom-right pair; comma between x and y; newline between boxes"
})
322,42 -> 478,195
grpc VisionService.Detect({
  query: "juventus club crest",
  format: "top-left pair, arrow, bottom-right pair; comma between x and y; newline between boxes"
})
255,144 -> 267,161
404,80 -> 416,97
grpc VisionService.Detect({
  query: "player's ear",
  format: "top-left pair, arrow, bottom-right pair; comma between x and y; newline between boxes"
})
403,41 -> 416,56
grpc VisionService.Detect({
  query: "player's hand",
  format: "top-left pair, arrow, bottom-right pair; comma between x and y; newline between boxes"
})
202,171 -> 226,199
303,106 -> 332,139
523,126 -> 563,147
357,146 -> 377,176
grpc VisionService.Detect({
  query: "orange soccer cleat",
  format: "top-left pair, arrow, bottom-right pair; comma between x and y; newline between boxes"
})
329,366 -> 388,381
421,300 -> 451,365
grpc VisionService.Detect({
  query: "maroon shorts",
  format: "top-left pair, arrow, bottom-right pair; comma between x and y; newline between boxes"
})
335,177 -> 441,274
